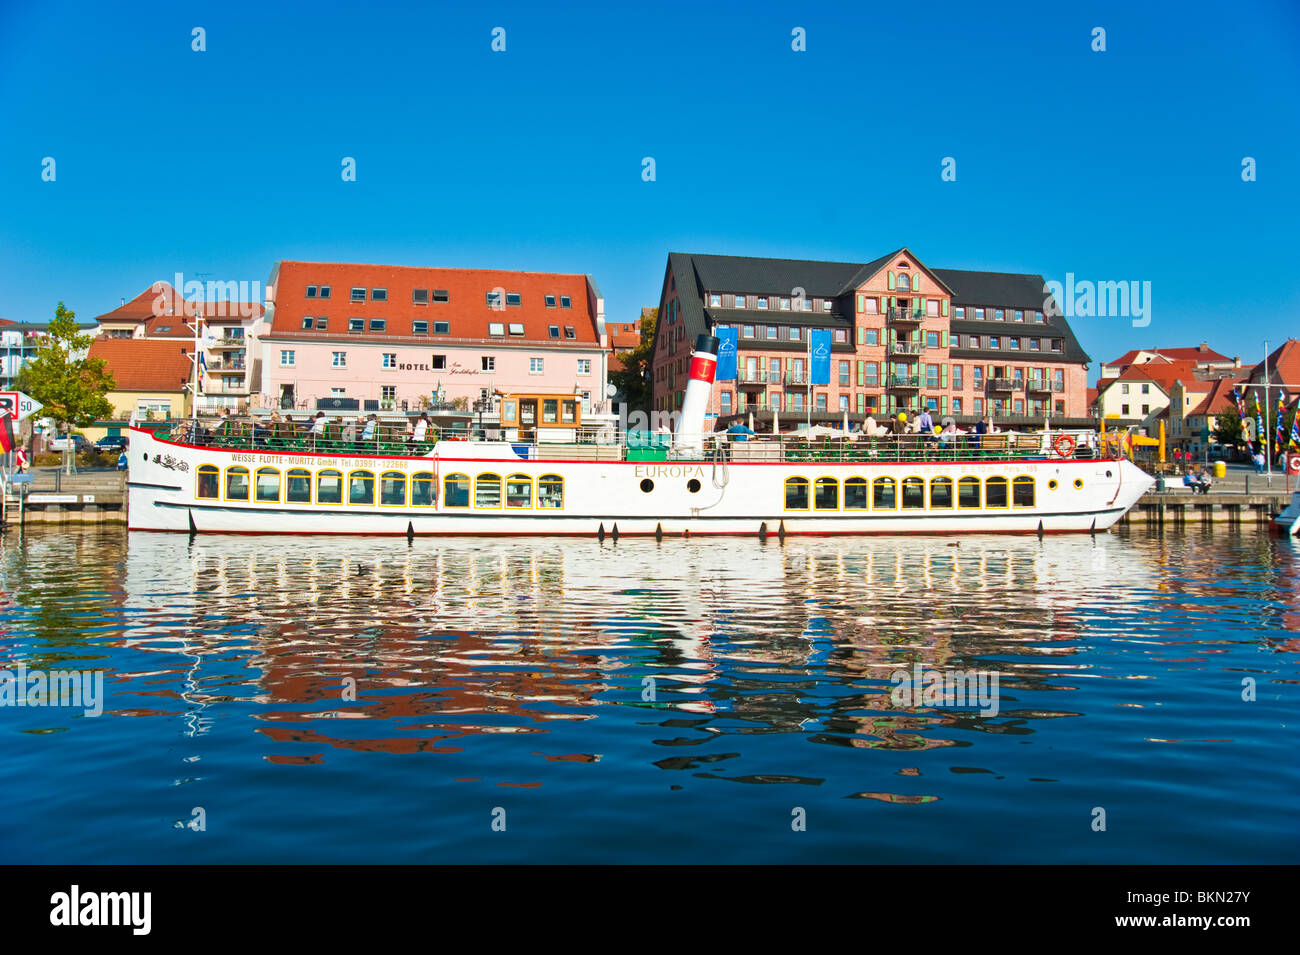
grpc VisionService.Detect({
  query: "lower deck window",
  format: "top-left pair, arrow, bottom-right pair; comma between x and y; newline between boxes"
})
872,477 -> 896,510
317,469 -> 343,505
844,477 -> 868,509
197,466 -> 219,499
538,474 -> 563,508
349,471 -> 375,505
255,467 -> 281,503
226,466 -> 249,501
1013,475 -> 1035,507
475,473 -> 502,508
930,477 -> 954,509
814,477 -> 838,510
785,477 -> 809,510
286,468 -> 312,503
380,471 -> 406,506
957,477 -> 980,509
444,474 -> 470,507
901,477 -> 925,509
411,472 -> 435,506
506,474 -> 532,508
985,476 -> 1009,508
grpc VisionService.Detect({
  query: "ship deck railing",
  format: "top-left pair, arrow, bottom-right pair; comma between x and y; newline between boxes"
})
157,419 -> 1106,465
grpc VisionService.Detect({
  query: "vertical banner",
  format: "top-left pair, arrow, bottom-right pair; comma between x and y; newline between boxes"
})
809,328 -> 831,385
715,327 -> 738,381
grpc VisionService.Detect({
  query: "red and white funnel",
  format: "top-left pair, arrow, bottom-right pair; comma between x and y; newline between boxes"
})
673,334 -> 720,457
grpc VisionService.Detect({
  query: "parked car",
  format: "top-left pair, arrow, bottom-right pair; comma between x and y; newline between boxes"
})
96,435 -> 128,453
49,433 -> 91,453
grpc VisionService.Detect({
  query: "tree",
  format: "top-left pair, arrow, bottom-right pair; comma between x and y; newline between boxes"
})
609,307 -> 656,413
1212,411 -> 1243,449
15,302 -> 115,472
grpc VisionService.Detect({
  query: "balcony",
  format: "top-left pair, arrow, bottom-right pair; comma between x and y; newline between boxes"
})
887,307 -> 924,323
784,372 -> 809,386
206,360 -> 245,372
889,341 -> 925,356
1026,379 -> 1065,393
737,370 -> 780,387
988,377 -> 1016,391
887,374 -> 922,389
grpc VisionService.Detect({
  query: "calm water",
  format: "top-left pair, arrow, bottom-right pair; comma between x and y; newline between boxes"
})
1,527 -> 1296,864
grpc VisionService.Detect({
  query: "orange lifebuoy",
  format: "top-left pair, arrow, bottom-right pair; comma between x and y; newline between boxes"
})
1052,434 -> 1077,457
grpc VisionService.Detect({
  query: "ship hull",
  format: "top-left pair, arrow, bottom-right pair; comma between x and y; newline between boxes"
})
126,427 -> 1153,536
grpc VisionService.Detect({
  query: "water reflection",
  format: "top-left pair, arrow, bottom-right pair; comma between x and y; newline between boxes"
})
1,527 -> 1297,862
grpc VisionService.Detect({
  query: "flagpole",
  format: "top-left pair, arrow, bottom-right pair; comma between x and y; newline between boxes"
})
1264,340 -> 1272,487
806,333 -> 811,431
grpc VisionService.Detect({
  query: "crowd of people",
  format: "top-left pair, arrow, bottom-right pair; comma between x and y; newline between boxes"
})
171,410 -> 437,451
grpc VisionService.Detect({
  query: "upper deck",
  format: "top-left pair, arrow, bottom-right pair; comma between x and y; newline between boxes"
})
152,417 -> 1113,466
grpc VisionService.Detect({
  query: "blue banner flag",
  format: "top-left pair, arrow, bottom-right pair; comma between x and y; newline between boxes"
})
715,327 -> 738,381
809,328 -> 832,385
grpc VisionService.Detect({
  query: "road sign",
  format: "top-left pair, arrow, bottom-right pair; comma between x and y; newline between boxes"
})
0,391 -> 43,421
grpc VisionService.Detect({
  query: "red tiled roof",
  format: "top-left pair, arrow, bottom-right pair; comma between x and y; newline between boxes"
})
1187,377 -> 1246,416
142,315 -> 195,338
1114,359 -> 1200,391
96,282 -> 262,325
269,261 -> 600,345
88,339 -> 193,392
1106,344 -> 1232,367
1246,338 -> 1300,388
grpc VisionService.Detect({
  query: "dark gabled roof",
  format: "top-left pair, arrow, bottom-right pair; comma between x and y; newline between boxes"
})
659,251 -> 1092,369
686,253 -> 863,298
932,268 -> 1050,310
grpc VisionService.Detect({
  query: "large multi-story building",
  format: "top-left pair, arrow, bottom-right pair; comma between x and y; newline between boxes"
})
651,248 -> 1090,425
260,261 -> 610,418
92,282 -> 265,411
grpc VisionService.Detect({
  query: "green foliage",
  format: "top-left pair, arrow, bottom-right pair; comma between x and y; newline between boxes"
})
609,307 -> 657,413
15,302 -> 116,428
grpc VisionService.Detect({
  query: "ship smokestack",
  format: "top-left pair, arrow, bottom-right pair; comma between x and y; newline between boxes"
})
673,334 -> 720,458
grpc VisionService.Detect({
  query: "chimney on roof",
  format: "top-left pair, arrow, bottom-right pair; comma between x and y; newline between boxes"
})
120,298 -> 126,306
1198,342 -> 1208,352
1234,357 -> 1241,368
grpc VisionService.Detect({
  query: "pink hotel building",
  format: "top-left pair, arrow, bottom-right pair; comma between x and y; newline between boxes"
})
651,248 -> 1091,426
261,261 -> 610,414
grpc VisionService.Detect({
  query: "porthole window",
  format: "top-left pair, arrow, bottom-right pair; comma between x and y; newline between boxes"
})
1105,470 -> 1113,478
687,478 -> 701,493
1048,479 -> 1059,491
640,478 -> 655,493
1073,478 -> 1084,489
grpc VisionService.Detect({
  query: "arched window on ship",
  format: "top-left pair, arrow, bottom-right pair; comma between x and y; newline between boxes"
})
317,469 -> 344,505
225,466 -> 250,502
443,473 -> 470,508
196,465 -> 219,500
380,471 -> 406,506
348,470 -> 375,506
538,474 -> 564,509
410,472 -> 435,507
255,467 -> 281,503
286,468 -> 312,504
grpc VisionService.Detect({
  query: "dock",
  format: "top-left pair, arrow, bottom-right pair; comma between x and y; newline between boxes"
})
2,470 -> 127,525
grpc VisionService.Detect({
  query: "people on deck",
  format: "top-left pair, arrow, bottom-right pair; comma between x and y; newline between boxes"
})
916,408 -> 936,444
412,413 -> 430,446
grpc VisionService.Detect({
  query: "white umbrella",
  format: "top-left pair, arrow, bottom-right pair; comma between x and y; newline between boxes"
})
842,410 -> 850,432
797,424 -> 841,438
772,408 -> 780,435
748,411 -> 754,432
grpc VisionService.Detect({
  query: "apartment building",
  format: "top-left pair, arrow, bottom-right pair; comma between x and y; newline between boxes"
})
651,248 -> 1090,425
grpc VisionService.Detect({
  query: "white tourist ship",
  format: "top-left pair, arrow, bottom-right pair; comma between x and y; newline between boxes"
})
127,337 -> 1154,536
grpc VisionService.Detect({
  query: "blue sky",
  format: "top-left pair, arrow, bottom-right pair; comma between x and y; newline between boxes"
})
2,0 -> 1297,372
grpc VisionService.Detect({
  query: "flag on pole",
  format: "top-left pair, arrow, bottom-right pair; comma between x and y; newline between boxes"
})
1276,390 -> 1288,450
197,351 -> 207,390
1290,414 -> 1300,448
0,416 -> 14,453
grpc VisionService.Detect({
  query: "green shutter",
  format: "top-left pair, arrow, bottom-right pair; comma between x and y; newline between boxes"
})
941,364 -> 948,387
940,395 -> 947,415
856,294 -> 864,313
942,299 -> 949,317
887,272 -> 896,290
856,392 -> 864,414
913,273 -> 920,292
857,326 -> 865,345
